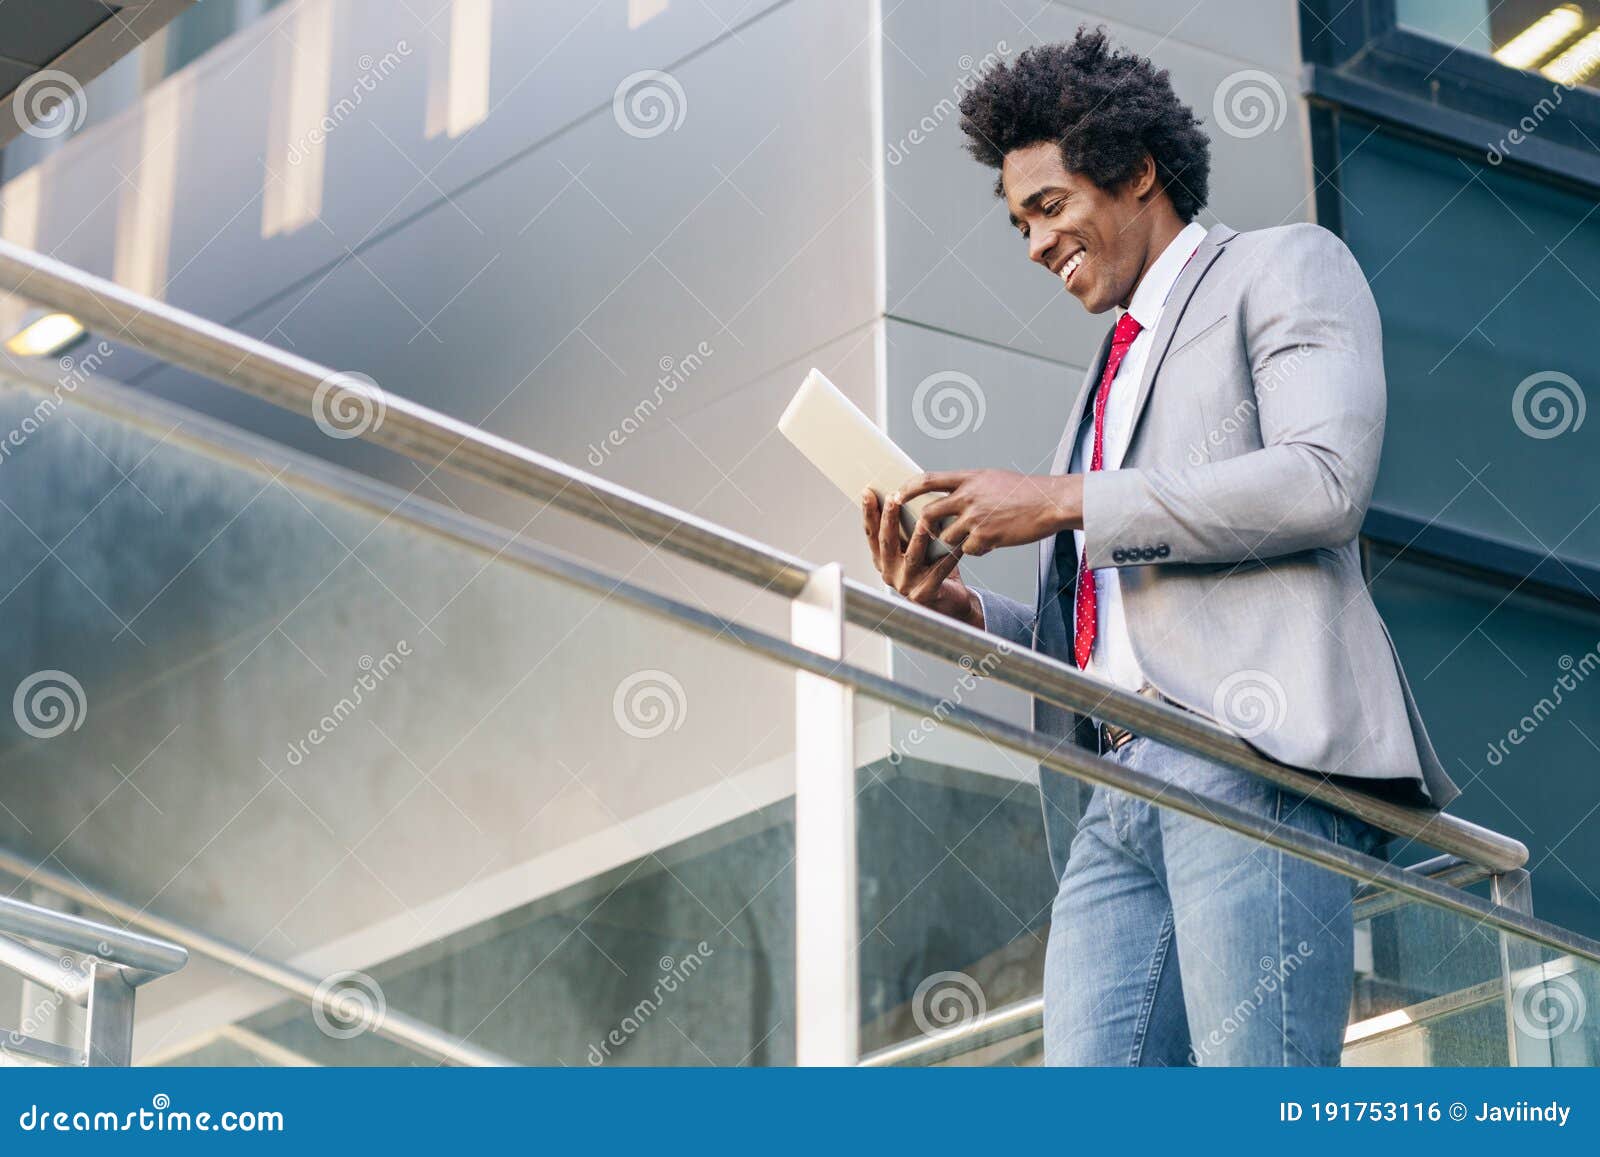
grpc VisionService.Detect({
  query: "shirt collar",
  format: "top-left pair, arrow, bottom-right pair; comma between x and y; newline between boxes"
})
1124,220 -> 1209,332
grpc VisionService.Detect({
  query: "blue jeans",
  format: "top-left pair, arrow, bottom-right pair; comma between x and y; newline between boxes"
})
1043,736 -> 1387,1066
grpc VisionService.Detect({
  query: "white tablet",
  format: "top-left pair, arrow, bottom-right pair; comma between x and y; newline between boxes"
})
778,367 -> 952,558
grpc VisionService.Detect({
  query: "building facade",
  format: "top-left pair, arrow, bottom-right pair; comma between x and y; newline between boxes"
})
0,0 -> 1595,1065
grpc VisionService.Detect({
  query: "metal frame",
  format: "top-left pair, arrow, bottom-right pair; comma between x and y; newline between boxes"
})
0,893 -> 186,1067
1300,0 -> 1600,192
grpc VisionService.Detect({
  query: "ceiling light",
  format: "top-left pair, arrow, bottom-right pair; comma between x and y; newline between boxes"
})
4,312 -> 86,358
1493,4 -> 1584,69
1542,26 -> 1600,85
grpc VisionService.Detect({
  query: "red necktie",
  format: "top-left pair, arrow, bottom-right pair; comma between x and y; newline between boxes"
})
1072,312 -> 1144,670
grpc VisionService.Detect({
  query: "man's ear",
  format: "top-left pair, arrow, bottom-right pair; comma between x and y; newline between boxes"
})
1131,153 -> 1160,202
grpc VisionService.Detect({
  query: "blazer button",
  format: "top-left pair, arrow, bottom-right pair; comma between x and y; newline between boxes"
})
1111,548 -> 1126,563
1141,547 -> 1156,561
1156,544 -> 1170,558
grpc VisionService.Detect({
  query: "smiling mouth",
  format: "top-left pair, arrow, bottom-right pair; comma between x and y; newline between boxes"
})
1056,248 -> 1085,287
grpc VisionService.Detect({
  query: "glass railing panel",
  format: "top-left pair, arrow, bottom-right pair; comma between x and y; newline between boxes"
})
852,686 -> 1053,1061
848,688 -> 1600,1068
0,366 -> 1594,1069
0,373 -> 803,1066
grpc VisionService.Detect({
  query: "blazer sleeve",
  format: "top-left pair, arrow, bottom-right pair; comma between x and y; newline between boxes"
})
969,585 -> 1035,648
1080,224 -> 1384,568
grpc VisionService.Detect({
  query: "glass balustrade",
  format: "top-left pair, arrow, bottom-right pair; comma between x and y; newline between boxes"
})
0,364 -> 1594,1069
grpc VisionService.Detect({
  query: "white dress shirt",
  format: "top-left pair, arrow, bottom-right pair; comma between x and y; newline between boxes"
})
1069,220 -> 1208,694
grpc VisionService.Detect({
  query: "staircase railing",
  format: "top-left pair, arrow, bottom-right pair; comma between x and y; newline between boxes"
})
0,848 -> 511,1068
1,238 -> 1592,1068
0,893 -> 186,1066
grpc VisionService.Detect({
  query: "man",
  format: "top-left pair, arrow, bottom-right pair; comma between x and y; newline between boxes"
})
860,29 -> 1458,1066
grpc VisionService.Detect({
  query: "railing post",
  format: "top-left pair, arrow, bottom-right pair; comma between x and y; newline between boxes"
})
83,961 -> 137,1067
1492,869 -> 1550,1066
18,886 -> 81,1052
791,562 -> 858,1066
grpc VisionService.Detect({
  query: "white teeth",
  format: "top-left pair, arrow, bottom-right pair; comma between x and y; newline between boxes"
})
1060,251 -> 1084,283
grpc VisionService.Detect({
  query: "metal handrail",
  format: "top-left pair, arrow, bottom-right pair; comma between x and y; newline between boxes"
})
0,893 -> 186,979
0,238 -> 1528,875
0,934 -> 92,1004
2,360 -> 1597,1073
7,369 -> 1593,973
0,848 -> 511,1067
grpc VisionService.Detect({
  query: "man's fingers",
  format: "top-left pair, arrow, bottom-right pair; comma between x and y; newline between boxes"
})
909,545 -> 963,602
926,545 -> 963,586
920,492 -> 961,524
896,470 -> 966,503
861,489 -> 883,568
904,514 -> 934,569
879,490 -> 907,566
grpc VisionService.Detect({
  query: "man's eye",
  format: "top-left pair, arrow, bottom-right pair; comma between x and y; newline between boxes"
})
1044,200 -> 1064,216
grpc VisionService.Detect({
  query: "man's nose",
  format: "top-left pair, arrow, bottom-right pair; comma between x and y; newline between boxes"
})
1028,230 -> 1054,266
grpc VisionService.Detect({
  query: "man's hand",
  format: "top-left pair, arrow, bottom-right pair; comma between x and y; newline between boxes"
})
898,469 -> 1083,557
861,489 -> 984,629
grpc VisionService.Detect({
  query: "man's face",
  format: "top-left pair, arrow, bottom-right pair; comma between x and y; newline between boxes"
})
1002,141 -> 1151,315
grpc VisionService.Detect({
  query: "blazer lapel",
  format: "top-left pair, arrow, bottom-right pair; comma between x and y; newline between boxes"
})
1036,326 -> 1115,602
1120,223 -> 1237,457
1030,223 -> 1237,613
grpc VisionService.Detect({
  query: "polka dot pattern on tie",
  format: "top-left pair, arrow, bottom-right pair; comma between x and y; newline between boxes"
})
1073,312 -> 1144,671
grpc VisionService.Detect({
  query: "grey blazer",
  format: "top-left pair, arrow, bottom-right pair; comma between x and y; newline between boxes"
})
973,222 -> 1458,850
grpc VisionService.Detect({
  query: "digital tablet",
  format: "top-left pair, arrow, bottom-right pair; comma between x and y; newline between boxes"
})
778,367 -> 952,559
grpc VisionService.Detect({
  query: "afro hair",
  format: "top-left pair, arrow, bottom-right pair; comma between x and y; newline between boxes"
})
958,28 -> 1211,222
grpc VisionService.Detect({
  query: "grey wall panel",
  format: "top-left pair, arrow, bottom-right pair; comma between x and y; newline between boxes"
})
89,0 -> 878,487
1057,0 -> 1301,73
2,0 -> 791,339
881,2 -> 1310,363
